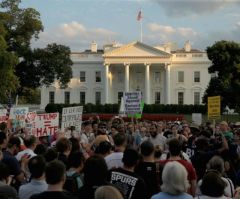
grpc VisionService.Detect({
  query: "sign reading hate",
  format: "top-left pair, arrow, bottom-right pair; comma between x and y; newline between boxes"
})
61,106 -> 83,131
32,113 -> 59,137
123,92 -> 142,115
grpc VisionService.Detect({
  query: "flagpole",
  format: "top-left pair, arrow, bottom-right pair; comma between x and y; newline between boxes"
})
140,19 -> 143,42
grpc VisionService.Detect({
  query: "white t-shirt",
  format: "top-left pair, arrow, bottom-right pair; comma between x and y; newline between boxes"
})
105,152 -> 123,170
149,134 -> 167,150
15,148 -> 36,161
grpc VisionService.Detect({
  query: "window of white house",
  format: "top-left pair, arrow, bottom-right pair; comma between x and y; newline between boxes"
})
194,92 -> 200,105
194,71 -> 200,83
80,71 -> 86,82
80,92 -> 86,104
178,71 -> 184,83
178,92 -> 184,105
155,92 -> 161,104
49,91 -> 55,103
118,72 -> 124,82
118,92 -> 123,104
136,72 -> 142,83
154,72 -> 161,84
64,92 -> 70,104
95,92 -> 101,104
95,71 -> 101,82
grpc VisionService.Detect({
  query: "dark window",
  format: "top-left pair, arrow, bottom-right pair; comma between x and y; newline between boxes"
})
95,92 -> 101,104
118,92 -> 123,104
80,71 -> 86,82
178,92 -> 184,105
96,71 -> 101,82
80,92 -> 85,104
65,92 -> 70,104
155,92 -> 161,104
194,92 -> 200,105
194,71 -> 200,83
49,92 -> 55,103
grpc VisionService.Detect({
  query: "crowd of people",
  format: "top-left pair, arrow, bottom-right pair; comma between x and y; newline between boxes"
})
1,115 -> 240,199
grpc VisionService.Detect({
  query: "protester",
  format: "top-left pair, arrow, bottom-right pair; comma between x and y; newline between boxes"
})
56,137 -> 72,168
94,186 -> 123,199
109,148 -> 147,199
19,156 -> 47,199
151,161 -> 192,199
0,162 -> 17,199
30,160 -> 76,199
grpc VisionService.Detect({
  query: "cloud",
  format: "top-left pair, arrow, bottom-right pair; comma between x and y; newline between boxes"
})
153,0 -> 239,17
148,22 -> 197,37
31,21 -> 118,51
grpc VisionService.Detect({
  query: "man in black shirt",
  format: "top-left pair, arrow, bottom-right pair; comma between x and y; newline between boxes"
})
110,148 -> 146,199
30,160 -> 76,199
135,141 -> 161,199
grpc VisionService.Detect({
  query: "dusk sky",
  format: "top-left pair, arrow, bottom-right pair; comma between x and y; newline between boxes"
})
21,0 -> 240,52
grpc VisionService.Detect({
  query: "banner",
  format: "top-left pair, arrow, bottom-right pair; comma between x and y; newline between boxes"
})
0,109 -> 7,123
32,113 -> 59,137
208,96 -> 221,119
9,107 -> 29,128
61,106 -> 83,131
124,92 -> 142,115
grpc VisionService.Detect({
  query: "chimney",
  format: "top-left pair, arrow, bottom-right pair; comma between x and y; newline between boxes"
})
184,40 -> 191,52
91,41 -> 97,53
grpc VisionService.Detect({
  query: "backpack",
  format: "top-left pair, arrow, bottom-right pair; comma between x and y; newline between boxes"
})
63,172 -> 82,194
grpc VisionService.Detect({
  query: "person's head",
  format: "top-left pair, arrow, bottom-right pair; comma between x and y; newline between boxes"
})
149,124 -> 157,137
44,148 -> 58,162
67,152 -> 84,172
195,137 -> 209,151
45,160 -> 66,186
168,138 -> 181,157
113,133 -> 126,148
83,155 -> 108,186
117,124 -> 125,133
127,123 -> 134,133
0,122 -> 7,133
0,131 -> 7,149
220,121 -> 228,132
95,141 -> 112,157
7,136 -> 21,155
0,162 -> 10,182
200,170 -> 226,197
122,148 -> 140,168
56,137 -> 72,155
207,156 -> 225,174
34,144 -> 47,155
83,121 -> 92,133
95,186 -> 123,199
24,135 -> 38,150
140,141 -> 154,157
161,161 -> 189,195
111,126 -> 118,136
140,126 -> 147,134
28,155 -> 46,179
171,124 -> 178,135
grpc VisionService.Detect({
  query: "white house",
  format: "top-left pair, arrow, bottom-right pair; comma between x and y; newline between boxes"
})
40,41 -> 211,109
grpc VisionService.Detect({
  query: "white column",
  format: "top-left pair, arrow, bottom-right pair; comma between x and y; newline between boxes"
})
145,64 -> 150,104
124,64 -> 130,92
165,63 -> 171,104
104,64 -> 109,104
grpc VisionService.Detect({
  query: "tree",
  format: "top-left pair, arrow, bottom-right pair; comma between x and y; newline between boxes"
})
203,40 -> 240,111
0,20 -> 19,103
0,0 -> 73,103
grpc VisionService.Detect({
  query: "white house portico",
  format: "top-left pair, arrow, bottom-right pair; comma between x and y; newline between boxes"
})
40,41 -> 211,109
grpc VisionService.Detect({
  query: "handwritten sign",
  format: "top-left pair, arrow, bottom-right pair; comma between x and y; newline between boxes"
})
208,96 -> 221,119
123,92 -> 142,115
32,113 -> 59,137
9,107 -> 29,128
61,106 -> 83,131
0,109 -> 7,123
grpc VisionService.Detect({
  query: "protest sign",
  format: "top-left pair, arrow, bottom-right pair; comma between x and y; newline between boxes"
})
123,92 -> 142,115
9,107 -> 29,128
208,96 -> 221,119
25,112 -> 37,133
32,113 -> 59,137
192,113 -> 202,125
0,109 -> 7,123
61,106 -> 83,131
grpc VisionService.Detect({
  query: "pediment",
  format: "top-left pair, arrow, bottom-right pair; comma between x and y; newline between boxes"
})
103,41 -> 171,58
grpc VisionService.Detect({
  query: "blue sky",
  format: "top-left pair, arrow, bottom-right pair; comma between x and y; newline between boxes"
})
21,0 -> 240,51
